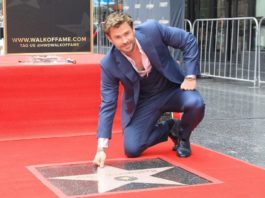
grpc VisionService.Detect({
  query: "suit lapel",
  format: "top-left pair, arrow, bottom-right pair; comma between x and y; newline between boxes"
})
113,31 -> 163,83
135,31 -> 162,71
114,48 -> 139,83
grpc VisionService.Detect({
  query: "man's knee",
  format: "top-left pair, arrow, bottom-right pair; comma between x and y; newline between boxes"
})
124,143 -> 144,158
187,96 -> 205,111
183,96 -> 205,122
194,98 -> 205,112
191,98 -> 205,124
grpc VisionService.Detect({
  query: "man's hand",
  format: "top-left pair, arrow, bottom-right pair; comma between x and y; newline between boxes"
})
180,78 -> 197,90
93,148 -> 106,168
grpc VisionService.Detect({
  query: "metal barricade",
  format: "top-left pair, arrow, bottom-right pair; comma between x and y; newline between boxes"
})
184,19 -> 193,33
94,22 -> 112,54
258,17 -> 265,85
193,17 -> 259,86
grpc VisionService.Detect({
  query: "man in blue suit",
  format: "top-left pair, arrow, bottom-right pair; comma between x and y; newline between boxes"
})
93,12 -> 205,167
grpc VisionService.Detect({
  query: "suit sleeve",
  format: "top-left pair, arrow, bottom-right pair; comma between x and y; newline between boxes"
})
155,21 -> 200,76
97,66 -> 119,139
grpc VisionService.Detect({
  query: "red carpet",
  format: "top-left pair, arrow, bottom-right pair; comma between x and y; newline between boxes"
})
0,53 -> 121,140
0,54 -> 265,197
1,134 -> 265,198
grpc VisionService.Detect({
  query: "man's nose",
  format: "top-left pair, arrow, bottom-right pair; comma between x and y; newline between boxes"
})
121,37 -> 128,44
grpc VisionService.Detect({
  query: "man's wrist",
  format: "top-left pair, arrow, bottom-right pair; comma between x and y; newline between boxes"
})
185,75 -> 196,81
98,138 -> 109,148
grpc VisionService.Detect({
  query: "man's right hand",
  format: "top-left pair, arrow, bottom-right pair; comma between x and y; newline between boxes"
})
93,148 -> 106,168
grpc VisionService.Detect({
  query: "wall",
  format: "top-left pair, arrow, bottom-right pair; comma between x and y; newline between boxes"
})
256,0 -> 265,17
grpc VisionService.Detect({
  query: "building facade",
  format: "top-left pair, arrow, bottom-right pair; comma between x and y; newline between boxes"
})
186,0 -> 265,22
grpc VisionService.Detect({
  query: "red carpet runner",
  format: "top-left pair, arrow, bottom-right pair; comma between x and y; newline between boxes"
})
0,54 -> 265,197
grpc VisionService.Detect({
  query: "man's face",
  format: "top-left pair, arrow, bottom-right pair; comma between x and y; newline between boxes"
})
106,22 -> 136,55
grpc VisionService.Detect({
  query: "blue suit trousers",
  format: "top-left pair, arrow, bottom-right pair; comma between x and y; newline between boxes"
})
123,87 -> 205,157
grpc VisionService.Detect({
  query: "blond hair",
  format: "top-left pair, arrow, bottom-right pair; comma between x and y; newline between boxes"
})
103,12 -> 133,35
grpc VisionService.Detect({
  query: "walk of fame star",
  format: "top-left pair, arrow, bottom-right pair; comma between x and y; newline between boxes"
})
28,158 -> 212,197
50,165 -> 184,193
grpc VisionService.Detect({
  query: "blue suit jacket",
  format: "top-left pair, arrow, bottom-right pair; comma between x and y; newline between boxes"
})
97,20 -> 199,139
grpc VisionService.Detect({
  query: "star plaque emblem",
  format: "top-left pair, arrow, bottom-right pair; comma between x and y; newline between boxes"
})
28,158 -> 214,197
